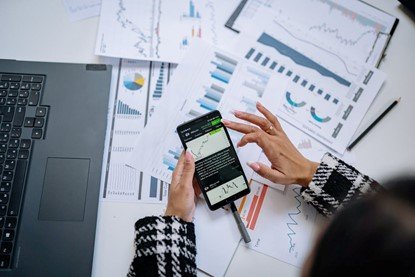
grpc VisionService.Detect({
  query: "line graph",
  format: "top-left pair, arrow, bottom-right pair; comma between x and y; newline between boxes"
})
286,187 -> 302,253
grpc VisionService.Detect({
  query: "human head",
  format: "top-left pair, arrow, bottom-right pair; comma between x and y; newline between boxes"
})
304,177 -> 415,277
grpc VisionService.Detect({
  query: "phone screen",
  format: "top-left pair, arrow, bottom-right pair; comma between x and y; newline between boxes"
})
177,110 -> 250,210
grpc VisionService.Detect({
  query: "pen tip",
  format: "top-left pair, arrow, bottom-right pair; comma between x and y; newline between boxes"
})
397,97 -> 402,102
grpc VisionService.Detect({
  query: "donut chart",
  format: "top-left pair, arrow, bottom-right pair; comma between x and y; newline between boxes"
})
123,73 -> 145,91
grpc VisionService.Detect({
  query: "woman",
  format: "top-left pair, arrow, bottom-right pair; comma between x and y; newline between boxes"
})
127,102 -> 414,276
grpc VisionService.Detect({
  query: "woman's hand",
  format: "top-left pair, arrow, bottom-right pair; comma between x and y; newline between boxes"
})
222,102 -> 319,187
165,150 -> 200,222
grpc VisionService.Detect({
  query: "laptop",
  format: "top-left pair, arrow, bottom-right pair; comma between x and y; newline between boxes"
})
0,59 -> 111,276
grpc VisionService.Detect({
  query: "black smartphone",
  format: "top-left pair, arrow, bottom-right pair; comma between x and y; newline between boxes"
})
177,110 -> 250,210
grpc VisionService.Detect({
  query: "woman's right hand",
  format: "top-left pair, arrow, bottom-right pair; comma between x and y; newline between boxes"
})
222,102 -> 319,187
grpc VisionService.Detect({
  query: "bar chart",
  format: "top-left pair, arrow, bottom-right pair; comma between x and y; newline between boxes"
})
162,147 -> 182,171
210,52 -> 237,84
152,63 -> 165,99
117,100 -> 142,116
243,67 -> 270,97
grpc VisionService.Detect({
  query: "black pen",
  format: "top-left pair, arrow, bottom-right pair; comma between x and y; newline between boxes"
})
230,202 -> 251,243
347,97 -> 401,151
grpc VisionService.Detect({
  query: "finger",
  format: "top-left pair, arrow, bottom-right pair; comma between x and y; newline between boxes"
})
237,131 -> 266,148
171,151 -> 186,186
193,177 -> 202,197
180,150 -> 196,188
222,119 -> 259,134
256,102 -> 283,131
233,110 -> 271,131
247,161 -> 287,185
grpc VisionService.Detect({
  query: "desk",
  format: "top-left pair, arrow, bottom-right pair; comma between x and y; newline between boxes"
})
1,0 -> 414,276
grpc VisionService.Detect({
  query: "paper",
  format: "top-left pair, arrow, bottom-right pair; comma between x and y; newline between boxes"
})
95,0 -> 239,62
194,199 -> 241,276
127,40 -> 288,184
235,180 -> 319,268
101,59 -> 175,203
62,0 -> 101,22
232,23 -> 386,153
228,0 -> 397,67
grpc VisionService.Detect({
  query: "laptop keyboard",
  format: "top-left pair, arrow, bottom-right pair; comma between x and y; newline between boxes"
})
0,73 -> 48,269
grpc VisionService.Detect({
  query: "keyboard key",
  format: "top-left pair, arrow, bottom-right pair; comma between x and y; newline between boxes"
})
0,144 -> 6,153
0,154 -> 5,163
0,216 -> 4,227
6,149 -> 17,159
17,98 -> 27,106
0,193 -> 8,204
13,106 -> 26,127
0,182 -> 11,192
0,254 -> 10,268
0,82 -> 8,89
0,123 -> 11,132
8,139 -> 19,148
0,98 -> 5,105
24,117 -> 35,127
18,90 -> 29,98
8,160 -> 27,216
0,242 -> 12,255
5,217 -> 16,228
20,82 -> 30,90
8,90 -> 18,97
11,128 -> 21,138
20,139 -> 31,149
34,117 -> 44,128
2,170 -> 13,181
2,229 -> 15,241
31,128 -> 42,139
22,75 -> 43,83
4,160 -> 15,170
28,91 -> 40,106
9,83 -> 19,90
0,133 -> 8,143
1,75 -> 21,82
18,150 -> 29,159
35,107 -> 47,117
3,106 -> 15,122
6,98 -> 16,105
30,83 -> 41,91
0,89 -> 7,96
0,205 -> 5,215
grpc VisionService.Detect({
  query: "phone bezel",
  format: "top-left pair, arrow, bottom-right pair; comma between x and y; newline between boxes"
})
177,110 -> 251,210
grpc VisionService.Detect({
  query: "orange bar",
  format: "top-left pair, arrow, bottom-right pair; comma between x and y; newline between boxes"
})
249,185 -> 268,230
246,195 -> 258,228
238,195 -> 248,214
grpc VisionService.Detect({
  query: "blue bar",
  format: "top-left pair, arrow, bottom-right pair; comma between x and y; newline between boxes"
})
254,53 -> 263,62
211,61 -> 235,75
293,75 -> 300,83
211,71 -> 230,84
205,88 -> 222,102
168,149 -> 180,159
278,66 -> 285,73
198,98 -> 217,111
309,85 -> 315,91
150,177 -> 158,198
301,80 -> 308,87
333,98 -> 339,104
317,89 -> 323,95
245,48 -> 255,59
324,94 -> 331,100
261,57 -> 270,66
286,70 -> 293,76
270,62 -> 277,70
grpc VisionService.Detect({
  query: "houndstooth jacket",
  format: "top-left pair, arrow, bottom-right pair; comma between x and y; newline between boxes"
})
127,153 -> 381,276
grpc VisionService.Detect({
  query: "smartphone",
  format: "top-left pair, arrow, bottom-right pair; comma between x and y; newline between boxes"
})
177,110 -> 250,210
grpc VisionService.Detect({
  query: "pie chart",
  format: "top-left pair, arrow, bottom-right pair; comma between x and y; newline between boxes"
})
123,73 -> 145,91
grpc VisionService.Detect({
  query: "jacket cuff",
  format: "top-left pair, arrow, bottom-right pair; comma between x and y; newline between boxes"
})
301,153 -> 382,216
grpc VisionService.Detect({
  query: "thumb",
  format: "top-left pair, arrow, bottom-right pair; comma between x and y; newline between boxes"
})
247,161 -> 285,185
181,150 -> 195,187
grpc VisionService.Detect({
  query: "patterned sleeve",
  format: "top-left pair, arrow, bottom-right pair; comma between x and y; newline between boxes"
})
127,216 -> 197,277
301,152 -> 383,217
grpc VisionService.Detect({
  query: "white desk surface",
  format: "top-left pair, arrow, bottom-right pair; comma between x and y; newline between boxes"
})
1,0 -> 414,276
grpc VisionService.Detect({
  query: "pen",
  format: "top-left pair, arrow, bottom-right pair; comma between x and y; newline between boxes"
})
347,97 -> 401,151
230,202 -> 251,243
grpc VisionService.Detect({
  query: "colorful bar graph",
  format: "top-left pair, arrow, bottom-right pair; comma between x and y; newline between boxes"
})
163,148 -> 181,171
183,0 -> 201,18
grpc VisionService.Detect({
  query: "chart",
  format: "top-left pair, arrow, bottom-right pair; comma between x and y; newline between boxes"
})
235,181 -> 319,267
95,0 -> 240,62
186,127 -> 230,161
101,59 -> 175,203
127,41 -> 287,184
229,0 -> 397,66
234,23 -> 386,153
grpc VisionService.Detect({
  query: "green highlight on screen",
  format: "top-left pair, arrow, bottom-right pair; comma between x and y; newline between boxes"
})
211,118 -> 221,126
209,128 -> 222,136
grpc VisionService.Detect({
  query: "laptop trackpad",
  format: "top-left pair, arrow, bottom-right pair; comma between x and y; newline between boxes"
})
39,158 -> 90,221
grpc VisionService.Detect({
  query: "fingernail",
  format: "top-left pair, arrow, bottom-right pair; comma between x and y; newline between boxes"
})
256,101 -> 263,107
247,161 -> 260,171
221,119 -> 230,125
232,110 -> 242,117
185,150 -> 193,162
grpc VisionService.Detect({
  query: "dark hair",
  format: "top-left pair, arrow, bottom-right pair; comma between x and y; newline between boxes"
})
308,178 -> 415,277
